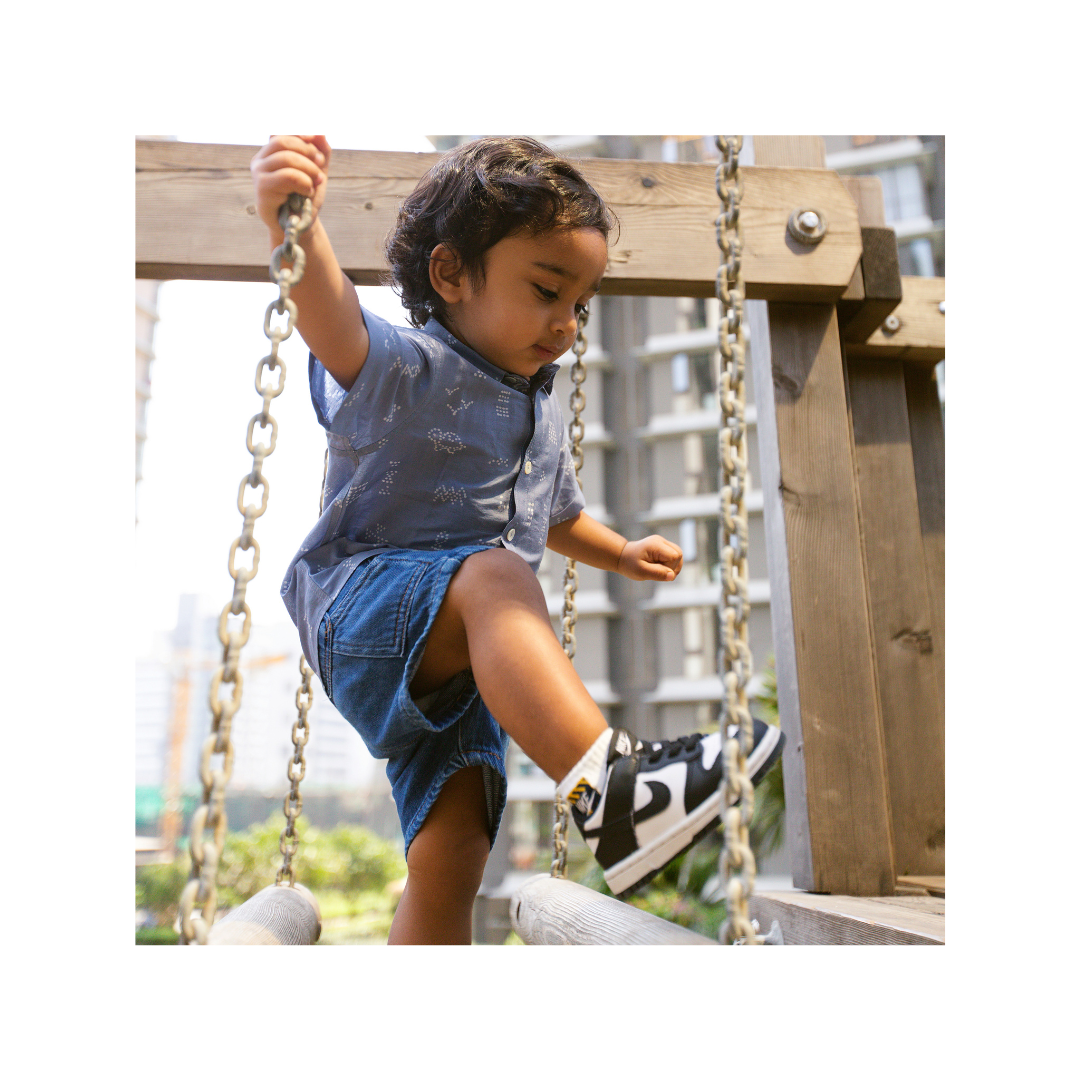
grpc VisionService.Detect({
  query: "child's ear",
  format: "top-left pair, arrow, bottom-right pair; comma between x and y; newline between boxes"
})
429,243 -> 467,304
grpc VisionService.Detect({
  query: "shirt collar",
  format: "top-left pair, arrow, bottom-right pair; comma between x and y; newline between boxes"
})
423,317 -> 558,397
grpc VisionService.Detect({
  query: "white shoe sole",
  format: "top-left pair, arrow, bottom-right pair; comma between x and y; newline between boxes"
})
603,723 -> 783,898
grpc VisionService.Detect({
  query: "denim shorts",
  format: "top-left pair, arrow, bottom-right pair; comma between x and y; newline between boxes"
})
317,545 -> 509,853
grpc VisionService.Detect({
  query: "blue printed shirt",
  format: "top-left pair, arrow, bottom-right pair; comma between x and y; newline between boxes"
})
281,306 -> 586,677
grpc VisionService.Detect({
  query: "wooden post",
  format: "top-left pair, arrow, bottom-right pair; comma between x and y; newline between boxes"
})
844,352 -> 945,875
749,136 -> 896,896
903,362 -> 946,752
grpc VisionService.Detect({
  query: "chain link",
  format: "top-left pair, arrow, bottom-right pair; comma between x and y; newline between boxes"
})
277,444 -> 328,884
179,193 -> 314,944
713,137 -> 759,945
551,308 -> 590,879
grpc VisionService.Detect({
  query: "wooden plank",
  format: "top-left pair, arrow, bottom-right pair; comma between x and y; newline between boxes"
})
750,890 -> 944,944
846,277 -> 945,362
510,875 -> 718,945
897,874 -> 945,897
748,300 -> 896,896
903,364 -> 946,719
845,355 -> 946,876
839,175 -> 887,227
753,136 -> 827,169
135,140 -> 862,300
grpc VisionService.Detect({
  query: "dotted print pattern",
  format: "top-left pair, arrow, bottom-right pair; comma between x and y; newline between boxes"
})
428,429 -> 466,454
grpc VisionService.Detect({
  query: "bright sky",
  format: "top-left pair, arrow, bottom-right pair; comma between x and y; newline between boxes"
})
135,131 -> 437,650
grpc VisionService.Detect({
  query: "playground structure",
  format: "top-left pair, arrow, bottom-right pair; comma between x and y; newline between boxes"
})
135,135 -> 945,944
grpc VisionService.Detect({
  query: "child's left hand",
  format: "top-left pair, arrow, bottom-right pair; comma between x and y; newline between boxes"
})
617,535 -> 683,582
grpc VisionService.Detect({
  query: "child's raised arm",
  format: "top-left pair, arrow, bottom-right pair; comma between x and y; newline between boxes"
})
251,135 -> 369,391
547,512 -> 683,582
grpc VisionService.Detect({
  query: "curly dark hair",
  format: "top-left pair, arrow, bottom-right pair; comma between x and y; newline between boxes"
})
384,136 -> 618,328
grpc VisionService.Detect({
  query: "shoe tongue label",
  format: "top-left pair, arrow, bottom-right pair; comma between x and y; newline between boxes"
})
613,731 -> 633,757
569,782 -> 599,817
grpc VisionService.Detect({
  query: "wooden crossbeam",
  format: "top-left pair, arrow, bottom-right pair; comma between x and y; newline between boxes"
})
846,276 -> 945,363
135,140 -> 862,300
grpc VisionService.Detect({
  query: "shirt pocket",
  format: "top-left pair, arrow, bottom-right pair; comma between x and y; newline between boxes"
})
326,555 -> 428,658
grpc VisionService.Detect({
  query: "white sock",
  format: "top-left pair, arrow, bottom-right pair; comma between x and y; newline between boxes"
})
556,728 -> 614,805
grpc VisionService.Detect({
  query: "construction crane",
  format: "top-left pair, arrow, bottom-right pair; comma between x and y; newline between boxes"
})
158,651 -> 288,858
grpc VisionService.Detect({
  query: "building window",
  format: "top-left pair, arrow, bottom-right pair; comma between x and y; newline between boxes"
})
873,162 -> 927,223
899,238 -> 936,278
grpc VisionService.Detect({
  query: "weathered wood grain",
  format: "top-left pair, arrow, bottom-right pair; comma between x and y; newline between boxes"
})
903,363 -> 946,717
206,882 -> 321,945
846,277 -> 945,362
753,136 -> 827,169
135,140 -> 861,300
896,874 -> 945,897
845,355 -> 946,876
752,301 -> 896,897
749,889 -> 944,944
510,875 -> 718,945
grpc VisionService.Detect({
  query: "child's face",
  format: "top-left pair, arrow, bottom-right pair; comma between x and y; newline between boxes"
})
437,227 -> 608,379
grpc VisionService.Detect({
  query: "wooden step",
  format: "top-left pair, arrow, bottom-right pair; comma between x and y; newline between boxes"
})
749,888 -> 944,945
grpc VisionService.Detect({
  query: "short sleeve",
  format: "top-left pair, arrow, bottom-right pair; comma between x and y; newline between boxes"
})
548,435 -> 586,525
309,306 -> 434,449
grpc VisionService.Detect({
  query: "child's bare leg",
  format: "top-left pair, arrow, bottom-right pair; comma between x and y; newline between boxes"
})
388,765 -> 490,945
410,548 -> 609,781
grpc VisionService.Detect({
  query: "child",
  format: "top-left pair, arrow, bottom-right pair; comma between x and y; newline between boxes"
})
251,134 -> 784,944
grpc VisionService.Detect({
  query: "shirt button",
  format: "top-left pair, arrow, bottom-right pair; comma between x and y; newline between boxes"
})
523,460 -> 532,474
506,528 -> 516,541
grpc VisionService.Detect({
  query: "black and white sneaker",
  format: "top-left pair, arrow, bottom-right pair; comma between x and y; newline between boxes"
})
571,720 -> 785,898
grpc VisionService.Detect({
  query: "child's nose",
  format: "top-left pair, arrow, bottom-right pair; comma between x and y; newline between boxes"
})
553,308 -> 578,338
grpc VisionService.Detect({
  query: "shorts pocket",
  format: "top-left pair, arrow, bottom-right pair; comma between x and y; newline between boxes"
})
327,554 -> 429,658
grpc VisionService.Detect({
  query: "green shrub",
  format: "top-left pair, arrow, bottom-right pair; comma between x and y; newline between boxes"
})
135,817 -> 407,932
136,925 -> 181,945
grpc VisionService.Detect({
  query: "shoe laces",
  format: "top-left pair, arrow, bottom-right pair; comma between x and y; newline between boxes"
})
644,730 -> 707,766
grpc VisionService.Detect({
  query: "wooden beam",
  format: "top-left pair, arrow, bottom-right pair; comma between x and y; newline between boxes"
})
903,364 -> 946,725
836,175 -> 903,343
846,277 -> 946,363
135,140 -> 862,300
206,882 -> 321,945
844,354 -> 946,877
510,875 -> 718,945
749,889 -> 944,944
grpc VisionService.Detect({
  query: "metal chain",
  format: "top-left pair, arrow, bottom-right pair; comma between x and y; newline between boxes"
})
277,448 -> 328,884
179,193 -> 314,944
713,137 -> 759,945
552,307 -> 590,879
278,656 -> 314,884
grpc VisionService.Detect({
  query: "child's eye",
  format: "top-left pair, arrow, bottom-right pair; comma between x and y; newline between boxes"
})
535,285 -> 558,301
576,303 -> 589,317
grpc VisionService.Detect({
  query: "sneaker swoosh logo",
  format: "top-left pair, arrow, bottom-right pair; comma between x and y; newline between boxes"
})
635,781 -> 671,823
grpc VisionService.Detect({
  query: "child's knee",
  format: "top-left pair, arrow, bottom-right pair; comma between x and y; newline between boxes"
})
454,548 -> 542,605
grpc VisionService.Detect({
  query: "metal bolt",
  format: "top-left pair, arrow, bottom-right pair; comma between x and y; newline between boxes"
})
938,301 -> 945,314
883,314 -> 901,334
787,207 -> 828,245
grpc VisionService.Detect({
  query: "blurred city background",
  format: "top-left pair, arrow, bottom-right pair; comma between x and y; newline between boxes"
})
135,133 -> 944,943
